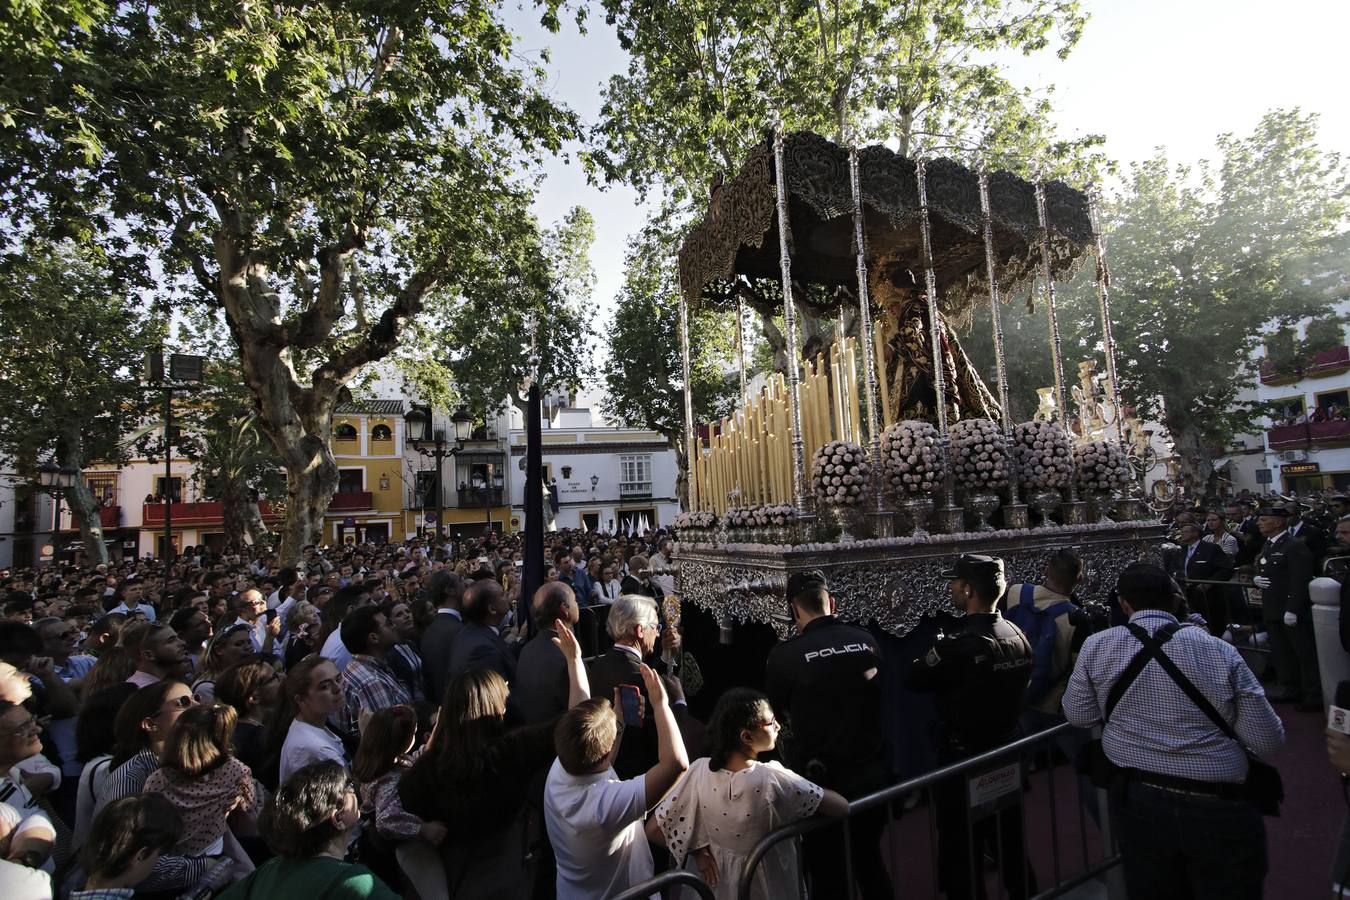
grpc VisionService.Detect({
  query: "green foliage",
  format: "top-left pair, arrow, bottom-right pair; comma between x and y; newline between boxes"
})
600,228 -> 739,445
1053,109 -> 1349,468
595,0 -> 1101,209
0,240 -> 160,469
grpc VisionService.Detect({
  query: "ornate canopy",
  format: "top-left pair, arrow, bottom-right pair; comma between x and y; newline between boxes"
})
677,131 -> 1094,315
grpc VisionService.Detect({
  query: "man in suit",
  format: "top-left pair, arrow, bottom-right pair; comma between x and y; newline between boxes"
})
1287,500 -> 1329,563
1226,501 -> 1261,567
514,582 -> 580,724
446,578 -> 517,683
1253,505 -> 1321,710
420,570 -> 464,704
586,593 -> 692,780
1170,523 -> 1234,637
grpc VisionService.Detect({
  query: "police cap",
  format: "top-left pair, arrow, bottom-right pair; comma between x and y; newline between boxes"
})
786,569 -> 828,603
940,553 -> 1005,582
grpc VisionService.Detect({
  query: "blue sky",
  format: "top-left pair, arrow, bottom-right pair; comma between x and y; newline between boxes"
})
505,0 -> 1350,332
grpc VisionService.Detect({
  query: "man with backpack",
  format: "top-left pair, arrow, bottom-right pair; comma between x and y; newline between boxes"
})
1004,548 -> 1082,735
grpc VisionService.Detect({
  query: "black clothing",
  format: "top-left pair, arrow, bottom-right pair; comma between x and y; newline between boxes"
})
585,646 -> 673,781
1257,532 -> 1321,702
446,620 -> 516,684
514,627 -> 569,725
618,575 -> 664,601
764,616 -> 891,900
1170,540 -> 1235,637
908,609 -> 1037,900
420,611 -> 463,704
905,611 -> 1034,758
764,616 -> 886,773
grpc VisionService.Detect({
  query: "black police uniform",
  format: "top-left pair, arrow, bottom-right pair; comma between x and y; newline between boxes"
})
766,614 -> 891,900
1256,517 -> 1320,705
907,609 -> 1037,900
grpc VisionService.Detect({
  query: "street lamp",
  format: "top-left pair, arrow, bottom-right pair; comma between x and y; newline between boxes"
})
404,405 -> 471,541
590,474 -> 599,493
37,460 -> 78,566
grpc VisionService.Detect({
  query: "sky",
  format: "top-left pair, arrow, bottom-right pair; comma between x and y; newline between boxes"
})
505,0 -> 1350,359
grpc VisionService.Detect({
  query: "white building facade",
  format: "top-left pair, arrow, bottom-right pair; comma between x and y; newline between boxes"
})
507,402 -> 679,533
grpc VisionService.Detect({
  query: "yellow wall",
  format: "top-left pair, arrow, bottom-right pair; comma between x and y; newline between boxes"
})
332,414 -> 403,515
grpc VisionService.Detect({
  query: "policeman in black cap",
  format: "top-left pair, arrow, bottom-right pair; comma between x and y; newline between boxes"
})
1252,504 -> 1320,708
765,569 -> 891,900
907,553 -> 1037,900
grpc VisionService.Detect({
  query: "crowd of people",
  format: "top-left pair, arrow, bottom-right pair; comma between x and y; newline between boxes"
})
0,494 -> 1342,899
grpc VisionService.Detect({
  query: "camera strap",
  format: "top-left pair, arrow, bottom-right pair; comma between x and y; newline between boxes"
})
1103,622 -> 1180,723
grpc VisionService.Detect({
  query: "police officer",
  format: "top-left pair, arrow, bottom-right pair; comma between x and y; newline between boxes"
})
907,553 -> 1037,900
1252,505 -> 1321,709
765,570 -> 891,900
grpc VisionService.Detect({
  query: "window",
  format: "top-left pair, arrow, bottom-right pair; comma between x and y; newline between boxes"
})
619,455 -> 652,496
1270,397 -> 1305,426
335,423 -> 358,441
414,471 -> 439,507
338,469 -> 364,494
155,477 -> 183,501
580,512 -> 601,532
371,424 -> 392,441
86,473 -> 118,506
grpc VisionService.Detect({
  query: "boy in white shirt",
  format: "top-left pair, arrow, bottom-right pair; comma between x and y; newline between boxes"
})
545,663 -> 688,900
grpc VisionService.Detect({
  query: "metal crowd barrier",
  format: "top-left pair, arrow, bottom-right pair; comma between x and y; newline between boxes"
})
735,723 -> 1120,900
612,868 -> 718,900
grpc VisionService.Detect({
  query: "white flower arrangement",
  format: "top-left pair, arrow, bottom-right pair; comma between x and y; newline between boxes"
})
811,440 -> 872,506
1011,420 -> 1074,490
674,510 -> 717,530
950,417 -> 1011,491
722,507 -> 756,528
881,420 -> 947,496
1074,440 -> 1130,493
752,504 -> 795,527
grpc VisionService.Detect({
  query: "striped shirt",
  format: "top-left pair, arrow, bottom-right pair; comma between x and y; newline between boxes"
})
338,655 -> 411,740
1063,611 -> 1284,782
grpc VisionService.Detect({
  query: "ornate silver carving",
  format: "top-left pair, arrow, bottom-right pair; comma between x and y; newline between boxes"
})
917,159 -> 961,528
849,145 -> 887,531
773,126 -> 809,514
676,522 -> 1164,638
1035,180 -> 1080,506
679,272 -> 697,510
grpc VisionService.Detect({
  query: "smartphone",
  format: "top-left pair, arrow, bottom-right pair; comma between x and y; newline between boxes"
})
618,684 -> 643,727
264,609 -> 278,623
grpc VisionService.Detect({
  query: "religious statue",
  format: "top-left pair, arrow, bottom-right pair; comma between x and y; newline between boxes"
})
870,257 -> 998,425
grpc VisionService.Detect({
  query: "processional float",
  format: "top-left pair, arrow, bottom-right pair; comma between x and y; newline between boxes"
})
672,130 -> 1163,638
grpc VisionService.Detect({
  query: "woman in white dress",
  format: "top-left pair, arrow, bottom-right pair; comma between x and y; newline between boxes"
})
653,688 -> 848,899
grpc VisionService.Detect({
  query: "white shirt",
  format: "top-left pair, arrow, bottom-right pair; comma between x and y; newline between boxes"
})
593,580 -> 622,604
279,720 -> 347,787
232,615 -> 267,654
544,758 -> 652,900
108,601 -> 156,621
320,628 -> 354,672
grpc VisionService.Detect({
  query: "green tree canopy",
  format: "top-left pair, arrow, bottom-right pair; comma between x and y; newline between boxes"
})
2,0 -> 583,561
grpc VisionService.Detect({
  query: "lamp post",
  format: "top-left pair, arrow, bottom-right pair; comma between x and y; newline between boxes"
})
404,406 -> 473,542
149,352 -> 204,565
37,460 -> 78,567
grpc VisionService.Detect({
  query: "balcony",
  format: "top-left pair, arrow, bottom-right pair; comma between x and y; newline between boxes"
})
328,491 -> 373,512
1266,419 -> 1350,452
99,506 -> 120,529
1260,345 -> 1350,384
619,480 -> 653,498
1306,345 -> 1350,378
143,501 -> 282,526
457,487 -> 503,508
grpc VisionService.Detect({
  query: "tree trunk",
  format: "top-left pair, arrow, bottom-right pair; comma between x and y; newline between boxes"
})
1167,418 -> 1216,502
56,433 -> 109,566
221,480 -> 250,550
274,436 -> 339,565
243,499 -> 272,550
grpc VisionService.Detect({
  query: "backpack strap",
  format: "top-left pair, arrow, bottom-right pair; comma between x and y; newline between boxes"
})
1102,626 -> 1178,722
1020,582 -> 1037,606
1123,622 -> 1252,752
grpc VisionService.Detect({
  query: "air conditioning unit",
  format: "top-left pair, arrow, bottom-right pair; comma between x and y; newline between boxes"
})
1278,450 -> 1309,462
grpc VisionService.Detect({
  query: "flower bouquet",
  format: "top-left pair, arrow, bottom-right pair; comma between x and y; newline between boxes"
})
811,440 -> 871,541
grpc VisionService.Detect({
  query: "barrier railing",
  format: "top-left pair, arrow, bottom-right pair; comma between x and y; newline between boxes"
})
735,723 -> 1119,900
612,868 -> 718,900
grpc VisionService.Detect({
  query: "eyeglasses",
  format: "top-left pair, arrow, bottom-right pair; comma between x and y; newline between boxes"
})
754,717 -> 779,730
46,629 -> 78,640
164,695 -> 195,711
0,716 -> 42,737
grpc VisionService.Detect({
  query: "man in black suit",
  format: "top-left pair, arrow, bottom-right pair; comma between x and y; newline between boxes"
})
1226,501 -> 1261,567
618,556 -> 664,601
419,570 -> 464,704
1169,523 -> 1234,636
1287,500 -> 1329,562
446,578 -> 517,683
585,593 -> 691,780
1253,506 -> 1321,710
514,582 -> 579,724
